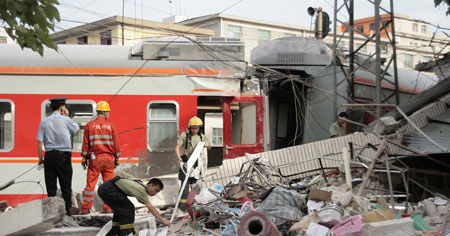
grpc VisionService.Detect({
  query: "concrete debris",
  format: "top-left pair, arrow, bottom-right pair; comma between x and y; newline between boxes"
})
3,140 -> 450,236
419,197 -> 450,233
0,197 -> 65,236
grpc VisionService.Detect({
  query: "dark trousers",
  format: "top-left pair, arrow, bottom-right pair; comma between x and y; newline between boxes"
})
178,166 -> 197,210
98,177 -> 136,236
44,150 -> 73,215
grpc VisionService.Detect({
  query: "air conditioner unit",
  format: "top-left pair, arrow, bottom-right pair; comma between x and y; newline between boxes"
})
142,36 -> 245,61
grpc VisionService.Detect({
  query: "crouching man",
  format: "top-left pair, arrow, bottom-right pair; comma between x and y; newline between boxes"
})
98,176 -> 170,235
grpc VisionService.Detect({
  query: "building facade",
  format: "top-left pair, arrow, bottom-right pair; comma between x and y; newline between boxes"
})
338,13 -> 448,69
176,13 -> 448,69
51,16 -> 214,46
0,27 -> 14,44
174,14 -> 311,62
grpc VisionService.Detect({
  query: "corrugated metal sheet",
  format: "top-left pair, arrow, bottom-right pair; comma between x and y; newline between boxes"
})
399,108 -> 450,154
398,94 -> 450,135
204,132 -> 383,187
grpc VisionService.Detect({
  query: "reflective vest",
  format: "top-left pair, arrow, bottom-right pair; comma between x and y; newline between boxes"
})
82,116 -> 120,158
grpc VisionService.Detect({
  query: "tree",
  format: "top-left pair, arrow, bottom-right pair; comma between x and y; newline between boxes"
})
0,0 -> 60,56
434,0 -> 450,15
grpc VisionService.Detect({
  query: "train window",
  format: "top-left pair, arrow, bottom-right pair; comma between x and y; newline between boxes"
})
42,100 -> 96,152
204,113 -> 223,147
0,100 -> 14,152
147,101 -> 179,152
231,102 -> 256,144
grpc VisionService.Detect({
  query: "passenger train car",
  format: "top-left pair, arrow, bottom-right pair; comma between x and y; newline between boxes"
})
0,36 -> 437,206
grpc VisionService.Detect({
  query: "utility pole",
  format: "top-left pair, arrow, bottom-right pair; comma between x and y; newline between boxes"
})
122,0 -> 125,46
332,0 -> 338,120
317,8 -> 323,40
375,0 -> 381,118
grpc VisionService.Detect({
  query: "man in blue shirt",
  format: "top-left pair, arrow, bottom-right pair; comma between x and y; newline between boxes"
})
37,97 -> 80,216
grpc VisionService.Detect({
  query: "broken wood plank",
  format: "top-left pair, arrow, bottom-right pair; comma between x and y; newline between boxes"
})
357,139 -> 387,196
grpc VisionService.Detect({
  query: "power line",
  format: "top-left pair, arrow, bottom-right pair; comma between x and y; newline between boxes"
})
107,0 -> 245,103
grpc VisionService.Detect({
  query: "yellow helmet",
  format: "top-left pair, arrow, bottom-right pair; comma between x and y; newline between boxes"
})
96,101 -> 111,112
188,116 -> 203,128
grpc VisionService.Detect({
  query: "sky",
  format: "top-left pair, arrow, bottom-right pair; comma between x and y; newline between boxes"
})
55,0 -> 450,34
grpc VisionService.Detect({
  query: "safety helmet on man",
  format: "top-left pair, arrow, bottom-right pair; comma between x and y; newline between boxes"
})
188,116 -> 203,128
96,101 -> 111,112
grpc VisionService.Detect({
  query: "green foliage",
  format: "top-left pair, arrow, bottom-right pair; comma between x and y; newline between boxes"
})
0,0 -> 60,56
434,0 -> 450,15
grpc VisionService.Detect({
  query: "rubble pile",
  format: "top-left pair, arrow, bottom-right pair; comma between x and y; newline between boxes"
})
165,153 -> 450,236
420,197 -> 450,233
1,141 -> 449,235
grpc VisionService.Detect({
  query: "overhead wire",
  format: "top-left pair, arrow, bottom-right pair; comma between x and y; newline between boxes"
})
107,0 -> 245,103
55,0 -> 446,137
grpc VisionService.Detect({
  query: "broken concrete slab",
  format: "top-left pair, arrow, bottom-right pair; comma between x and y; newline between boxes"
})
362,218 -> 416,236
35,226 -> 100,236
0,197 -> 65,236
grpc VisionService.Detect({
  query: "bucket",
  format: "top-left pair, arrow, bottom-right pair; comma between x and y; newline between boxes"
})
410,212 -> 433,231
329,215 -> 363,236
318,202 -> 344,227
239,201 -> 255,217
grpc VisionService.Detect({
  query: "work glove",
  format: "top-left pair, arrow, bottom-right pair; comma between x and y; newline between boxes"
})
114,158 -> 120,169
81,156 -> 88,170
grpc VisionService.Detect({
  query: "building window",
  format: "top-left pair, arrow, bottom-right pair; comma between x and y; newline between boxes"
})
0,100 -> 14,151
284,33 -> 296,37
147,101 -> 178,152
0,36 -> 7,44
423,56 -> 432,62
228,25 -> 242,39
77,36 -> 88,45
42,100 -> 96,152
204,113 -> 223,147
412,23 -> 418,32
258,29 -> 271,45
369,23 -> 375,31
100,30 -> 112,45
356,43 -> 367,53
380,44 -> 387,53
404,54 -> 414,68
382,20 -> 390,28
421,25 -> 427,33
356,25 -> 364,33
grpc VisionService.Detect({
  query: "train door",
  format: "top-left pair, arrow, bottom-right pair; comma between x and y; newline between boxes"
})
197,97 -> 223,167
222,95 -> 264,159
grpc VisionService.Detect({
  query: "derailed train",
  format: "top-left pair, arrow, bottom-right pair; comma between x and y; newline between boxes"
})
0,36 -> 437,206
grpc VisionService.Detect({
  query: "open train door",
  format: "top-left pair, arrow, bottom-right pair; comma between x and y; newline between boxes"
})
222,95 -> 264,159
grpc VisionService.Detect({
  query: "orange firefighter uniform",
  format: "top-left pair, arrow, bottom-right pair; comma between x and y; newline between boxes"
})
80,102 -> 120,213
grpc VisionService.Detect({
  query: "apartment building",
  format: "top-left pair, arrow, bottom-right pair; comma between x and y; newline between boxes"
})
173,13 -> 311,62
51,16 -> 214,46
338,13 -> 448,69
0,27 -> 14,44
176,13 -> 448,69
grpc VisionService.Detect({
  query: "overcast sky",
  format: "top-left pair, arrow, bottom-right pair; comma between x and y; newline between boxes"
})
56,0 -> 449,34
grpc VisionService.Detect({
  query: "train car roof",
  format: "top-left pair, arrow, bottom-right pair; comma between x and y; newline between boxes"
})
0,44 -> 246,78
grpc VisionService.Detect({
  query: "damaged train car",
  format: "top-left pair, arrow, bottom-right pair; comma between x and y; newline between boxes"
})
0,36 -> 438,207
0,37 -> 264,206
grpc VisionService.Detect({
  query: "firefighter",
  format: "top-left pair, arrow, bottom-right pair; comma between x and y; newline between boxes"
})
98,176 -> 170,235
80,101 -> 120,214
175,116 -> 211,210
